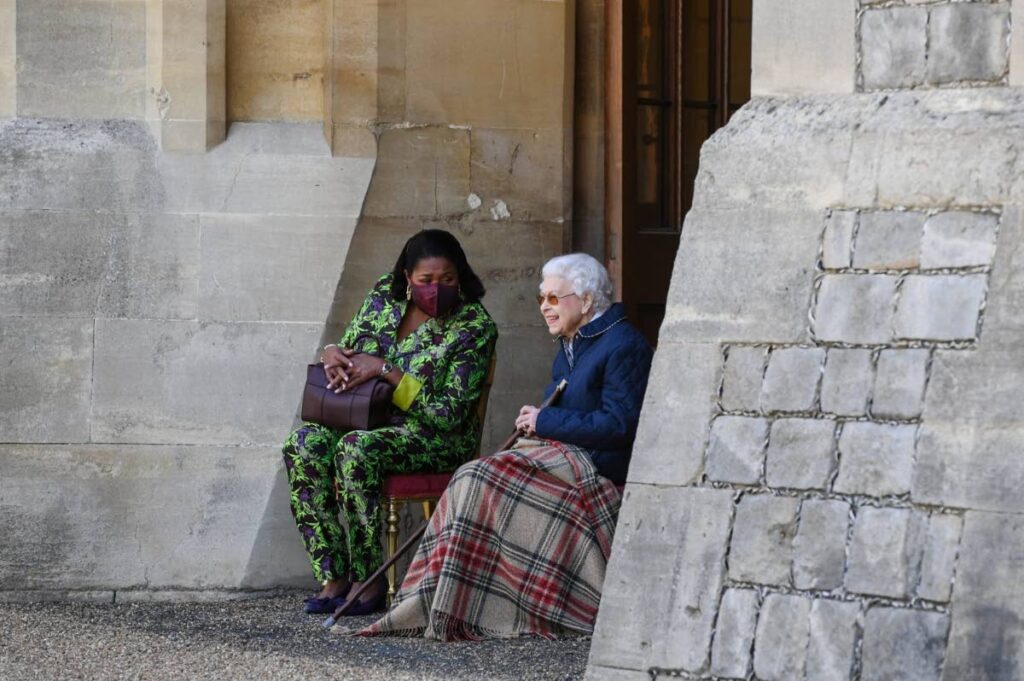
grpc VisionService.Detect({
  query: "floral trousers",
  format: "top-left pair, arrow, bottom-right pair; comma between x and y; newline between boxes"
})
282,422 -> 465,583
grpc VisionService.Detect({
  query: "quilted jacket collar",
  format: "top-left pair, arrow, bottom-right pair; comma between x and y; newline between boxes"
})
575,303 -> 627,339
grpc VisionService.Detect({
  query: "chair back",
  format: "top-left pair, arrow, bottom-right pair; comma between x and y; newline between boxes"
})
474,352 -> 498,452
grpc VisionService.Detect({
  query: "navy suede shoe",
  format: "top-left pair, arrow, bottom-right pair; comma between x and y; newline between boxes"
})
338,589 -> 385,617
304,595 -> 346,614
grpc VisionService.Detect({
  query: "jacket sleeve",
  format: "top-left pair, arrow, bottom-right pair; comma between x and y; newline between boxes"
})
407,321 -> 497,433
534,340 -> 652,450
338,277 -> 388,355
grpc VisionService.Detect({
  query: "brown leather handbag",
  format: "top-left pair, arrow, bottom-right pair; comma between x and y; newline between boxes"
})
300,363 -> 395,431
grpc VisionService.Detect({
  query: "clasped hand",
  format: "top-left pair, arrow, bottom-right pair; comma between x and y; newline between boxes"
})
515,405 -> 540,437
322,346 -> 384,393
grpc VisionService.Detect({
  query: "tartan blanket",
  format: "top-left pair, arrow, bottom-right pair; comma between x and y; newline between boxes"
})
358,440 -> 622,640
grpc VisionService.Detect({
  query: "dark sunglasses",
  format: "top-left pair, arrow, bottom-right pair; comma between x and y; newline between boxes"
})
536,292 -> 578,306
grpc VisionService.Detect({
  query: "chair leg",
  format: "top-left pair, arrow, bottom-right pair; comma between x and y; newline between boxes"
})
421,500 -> 433,521
386,497 -> 400,606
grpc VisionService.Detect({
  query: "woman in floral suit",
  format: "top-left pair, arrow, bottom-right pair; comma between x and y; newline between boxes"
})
282,230 -> 497,615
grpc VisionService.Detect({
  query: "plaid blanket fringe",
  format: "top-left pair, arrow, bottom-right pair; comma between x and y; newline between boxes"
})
358,440 -> 622,641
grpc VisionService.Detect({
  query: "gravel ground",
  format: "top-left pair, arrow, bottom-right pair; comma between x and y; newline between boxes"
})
0,594 -> 591,681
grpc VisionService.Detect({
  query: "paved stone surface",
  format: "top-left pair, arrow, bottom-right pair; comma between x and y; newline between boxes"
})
927,3 -> 1010,85
709,588 -> 758,678
728,495 -> 799,587
752,594 -> 810,681
793,499 -> 850,591
765,418 -> 836,490
820,349 -> 873,416
814,274 -> 898,344
860,607 -> 949,681
916,513 -> 962,603
0,595 -> 588,680
760,347 -> 825,413
894,274 -> 988,341
805,600 -> 859,681
920,211 -> 999,269
871,349 -> 929,420
846,507 -> 925,599
822,210 -> 856,269
721,345 -> 767,412
706,416 -> 769,485
860,7 -> 927,90
834,422 -> 916,497
852,211 -> 924,271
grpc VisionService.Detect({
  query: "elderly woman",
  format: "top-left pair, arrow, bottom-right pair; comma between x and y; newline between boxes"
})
283,229 -> 497,616
360,253 -> 652,640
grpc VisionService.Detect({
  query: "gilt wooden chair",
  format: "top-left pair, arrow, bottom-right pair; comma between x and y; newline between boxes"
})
381,353 -> 498,604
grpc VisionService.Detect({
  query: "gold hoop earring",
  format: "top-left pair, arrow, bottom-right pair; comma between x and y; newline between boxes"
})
406,283 -> 412,299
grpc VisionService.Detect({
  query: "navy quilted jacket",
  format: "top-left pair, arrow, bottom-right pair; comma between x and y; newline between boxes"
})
534,303 -> 653,485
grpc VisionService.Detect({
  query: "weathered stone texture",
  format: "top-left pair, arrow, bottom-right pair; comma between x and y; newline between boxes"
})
706,416 -> 768,485
917,513 -> 962,603
793,499 -> 849,591
846,507 -> 926,599
927,3 -> 1010,85
853,210 -> 923,270
765,418 -> 836,490
861,607 -> 949,681
710,588 -> 759,678
721,345 -> 766,413
860,7 -> 927,90
728,495 -> 799,587
806,600 -> 859,681
813,274 -> 897,344
761,347 -> 824,413
834,422 -> 916,497
821,348 -> 873,416
589,487 -> 733,673
871,349 -> 929,420
894,274 -> 987,341
920,211 -> 999,269
752,594 -> 810,680
822,209 -> 856,269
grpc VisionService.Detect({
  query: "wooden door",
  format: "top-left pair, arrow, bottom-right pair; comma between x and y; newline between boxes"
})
607,0 -> 752,347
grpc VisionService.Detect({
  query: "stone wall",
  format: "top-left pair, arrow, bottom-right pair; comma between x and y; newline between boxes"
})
589,1 -> 1024,679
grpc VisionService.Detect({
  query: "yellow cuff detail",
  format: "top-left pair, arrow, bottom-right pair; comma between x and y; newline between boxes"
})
391,373 -> 423,412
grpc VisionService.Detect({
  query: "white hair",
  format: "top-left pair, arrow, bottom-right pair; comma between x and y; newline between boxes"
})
541,253 -> 614,315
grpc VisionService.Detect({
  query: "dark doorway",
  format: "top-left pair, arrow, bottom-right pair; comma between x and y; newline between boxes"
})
607,0 -> 752,347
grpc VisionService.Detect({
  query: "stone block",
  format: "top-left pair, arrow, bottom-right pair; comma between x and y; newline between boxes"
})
821,348 -> 874,416
91,319 -> 321,446
920,211 -> 999,269
750,0 -> 856,95
589,486 -> 733,672
806,599 -> 859,681
706,416 -> 768,485
871,349 -> 929,420
765,418 -> 836,490
721,345 -> 766,413
728,494 -> 799,586
404,0 -> 569,128
846,507 -> 926,599
628,342 -> 721,486
927,3 -> 1010,85
0,0 -> 13,119
813,274 -> 897,344
853,211 -> 924,270
584,667 -> 649,681
943,511 -> 1024,679
822,209 -> 856,269
198,214 -> 356,323
760,347 -> 825,413
0,318 -> 93,443
1014,0 -> 1024,87
710,588 -> 759,678
469,127 -> 568,223
861,607 -> 949,681
363,126 -> 471,218
860,7 -> 927,90
834,422 -> 917,497
16,0 -> 147,118
916,513 -> 962,603
0,444 -> 312,591
752,594 -> 810,680
894,274 -> 987,341
793,499 -> 850,591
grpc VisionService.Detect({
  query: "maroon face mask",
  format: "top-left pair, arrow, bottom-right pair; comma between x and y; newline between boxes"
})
410,282 -> 460,317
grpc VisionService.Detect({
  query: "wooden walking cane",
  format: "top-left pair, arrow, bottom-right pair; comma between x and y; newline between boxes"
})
323,378 -> 569,628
